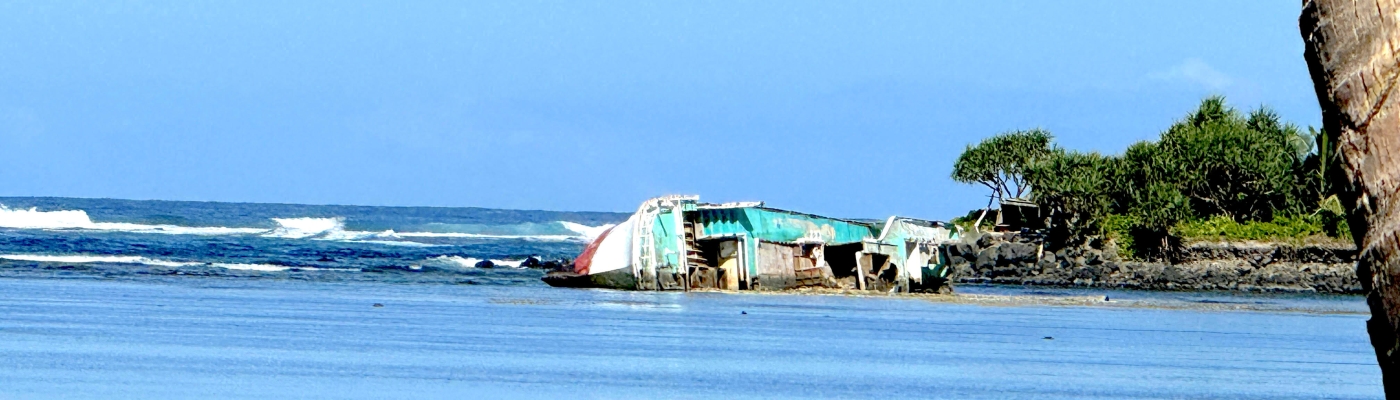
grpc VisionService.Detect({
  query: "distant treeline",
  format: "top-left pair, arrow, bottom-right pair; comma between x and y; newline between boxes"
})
952,96 -> 1347,259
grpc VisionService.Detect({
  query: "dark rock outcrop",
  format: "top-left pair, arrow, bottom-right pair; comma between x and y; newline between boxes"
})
948,233 -> 1359,293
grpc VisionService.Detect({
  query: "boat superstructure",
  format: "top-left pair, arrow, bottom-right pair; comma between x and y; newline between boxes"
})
546,195 -> 959,293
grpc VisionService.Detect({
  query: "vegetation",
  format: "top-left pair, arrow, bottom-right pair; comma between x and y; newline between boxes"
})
949,208 -> 997,233
1173,215 -> 1326,242
950,129 -> 1053,231
955,96 -> 1348,260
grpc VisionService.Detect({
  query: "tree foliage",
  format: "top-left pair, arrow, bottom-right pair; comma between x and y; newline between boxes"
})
1023,149 -> 1112,245
958,96 -> 1344,258
951,129 -> 1054,202
1155,100 -> 1305,221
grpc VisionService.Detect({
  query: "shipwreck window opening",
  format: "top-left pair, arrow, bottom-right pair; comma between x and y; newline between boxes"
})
693,237 -> 741,290
861,253 -> 897,292
792,243 -> 836,288
825,243 -> 863,289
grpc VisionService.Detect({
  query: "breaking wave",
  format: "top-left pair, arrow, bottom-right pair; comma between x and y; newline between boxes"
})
419,255 -> 530,270
264,217 -> 344,239
0,205 -> 610,243
259,218 -> 609,242
0,253 -> 543,274
0,206 -> 267,235
559,221 -> 613,240
262,217 -> 397,241
0,254 -> 294,272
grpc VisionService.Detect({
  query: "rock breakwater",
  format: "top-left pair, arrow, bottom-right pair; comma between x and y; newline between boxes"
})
947,233 -> 1360,293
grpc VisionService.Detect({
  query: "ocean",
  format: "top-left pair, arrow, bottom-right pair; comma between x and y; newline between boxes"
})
0,197 -> 628,282
0,197 -> 1383,399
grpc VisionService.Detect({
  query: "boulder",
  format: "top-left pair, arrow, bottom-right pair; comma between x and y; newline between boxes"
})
1002,242 -> 1039,264
976,234 -> 1001,249
951,243 -> 975,262
542,259 -> 572,272
974,249 -> 997,272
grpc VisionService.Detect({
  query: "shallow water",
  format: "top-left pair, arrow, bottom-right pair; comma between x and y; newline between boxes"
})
0,277 -> 1381,399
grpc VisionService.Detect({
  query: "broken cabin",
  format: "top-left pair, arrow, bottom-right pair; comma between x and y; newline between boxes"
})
544,195 -> 959,293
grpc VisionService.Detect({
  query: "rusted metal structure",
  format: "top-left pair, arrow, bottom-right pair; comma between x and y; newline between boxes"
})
544,195 -> 958,293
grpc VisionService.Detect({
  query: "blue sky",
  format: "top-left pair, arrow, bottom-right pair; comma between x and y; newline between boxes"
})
0,1 -> 1319,218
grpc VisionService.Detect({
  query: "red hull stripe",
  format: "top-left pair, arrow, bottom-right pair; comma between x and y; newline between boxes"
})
572,225 -> 615,275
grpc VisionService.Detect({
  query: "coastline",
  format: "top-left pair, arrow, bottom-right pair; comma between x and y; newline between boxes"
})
682,284 -> 1367,315
947,233 -> 1360,294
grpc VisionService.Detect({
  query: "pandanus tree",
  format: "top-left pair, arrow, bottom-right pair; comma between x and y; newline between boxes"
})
950,129 -> 1053,232
1154,98 -> 1304,222
1022,149 -> 1114,245
1302,0 -> 1400,395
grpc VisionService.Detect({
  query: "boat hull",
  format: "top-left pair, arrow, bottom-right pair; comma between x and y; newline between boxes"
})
541,268 -> 636,290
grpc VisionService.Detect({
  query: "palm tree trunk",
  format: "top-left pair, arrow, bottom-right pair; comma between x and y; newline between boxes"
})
1302,1 -> 1400,396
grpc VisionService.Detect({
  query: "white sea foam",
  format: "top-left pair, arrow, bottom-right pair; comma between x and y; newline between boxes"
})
0,253 -> 304,272
264,217 -> 345,239
0,204 -> 613,243
340,240 -> 441,247
393,232 -> 583,241
559,221 -> 615,241
260,217 -> 573,243
0,206 -> 268,235
494,259 -> 526,269
209,263 -> 290,272
261,220 -> 610,243
0,254 -> 198,267
425,255 -> 483,268
419,255 -> 533,269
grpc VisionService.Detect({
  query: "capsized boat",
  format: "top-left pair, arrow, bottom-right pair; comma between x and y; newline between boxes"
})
543,195 -> 959,293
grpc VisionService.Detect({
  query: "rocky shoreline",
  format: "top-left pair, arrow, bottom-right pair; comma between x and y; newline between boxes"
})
946,233 -> 1360,294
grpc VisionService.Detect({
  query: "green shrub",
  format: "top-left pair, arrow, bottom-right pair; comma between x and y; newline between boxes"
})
1100,214 -> 1137,259
949,208 -> 996,233
1172,214 -> 1327,242
1315,195 -> 1352,240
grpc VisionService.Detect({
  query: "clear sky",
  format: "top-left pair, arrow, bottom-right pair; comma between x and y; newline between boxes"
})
0,1 -> 1320,219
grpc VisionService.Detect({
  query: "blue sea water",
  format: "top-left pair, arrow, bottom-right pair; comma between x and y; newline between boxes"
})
0,197 -> 1383,398
0,197 -> 628,281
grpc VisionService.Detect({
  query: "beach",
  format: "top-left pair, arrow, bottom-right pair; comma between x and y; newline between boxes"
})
0,277 -> 1380,399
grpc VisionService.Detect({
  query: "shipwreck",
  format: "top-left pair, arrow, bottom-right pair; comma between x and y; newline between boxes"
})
543,195 -> 959,293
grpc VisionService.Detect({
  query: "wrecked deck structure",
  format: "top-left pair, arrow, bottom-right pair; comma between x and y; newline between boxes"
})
544,195 -> 959,293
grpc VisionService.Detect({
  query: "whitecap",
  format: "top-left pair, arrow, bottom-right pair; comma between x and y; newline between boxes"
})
0,254 -> 198,267
264,217 -> 345,239
339,240 -> 442,247
423,255 -> 483,269
209,263 -> 290,272
0,206 -> 268,235
0,205 -> 617,244
393,231 -> 582,241
559,221 -> 615,241
264,218 -> 448,245
418,255 -> 532,269
0,253 -> 318,273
